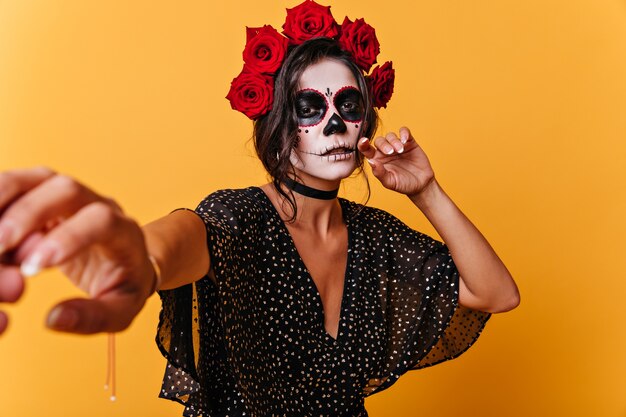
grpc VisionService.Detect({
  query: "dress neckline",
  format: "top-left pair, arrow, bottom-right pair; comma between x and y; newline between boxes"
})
247,186 -> 352,344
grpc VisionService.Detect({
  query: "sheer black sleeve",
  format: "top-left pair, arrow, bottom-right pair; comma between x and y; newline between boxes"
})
155,189 -> 260,416
357,207 -> 491,395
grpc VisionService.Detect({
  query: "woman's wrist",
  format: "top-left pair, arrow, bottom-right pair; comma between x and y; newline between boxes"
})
408,178 -> 444,212
147,254 -> 162,295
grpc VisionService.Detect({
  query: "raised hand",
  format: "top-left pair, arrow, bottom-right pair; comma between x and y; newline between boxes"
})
0,167 -> 156,335
357,126 -> 436,197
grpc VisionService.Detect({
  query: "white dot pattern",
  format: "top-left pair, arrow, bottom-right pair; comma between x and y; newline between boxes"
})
156,187 -> 490,416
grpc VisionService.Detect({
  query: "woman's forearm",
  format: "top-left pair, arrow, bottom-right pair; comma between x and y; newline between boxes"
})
142,209 -> 210,291
410,180 -> 520,313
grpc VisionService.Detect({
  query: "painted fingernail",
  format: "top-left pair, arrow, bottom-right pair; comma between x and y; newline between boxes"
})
21,245 -> 55,277
385,146 -> 394,155
47,306 -> 78,330
21,252 -> 43,277
22,242 -> 60,277
397,146 -> 404,153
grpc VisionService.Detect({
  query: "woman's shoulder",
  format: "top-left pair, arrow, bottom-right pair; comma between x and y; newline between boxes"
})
196,186 -> 268,219
339,198 -> 400,225
341,198 -> 444,251
199,186 -> 266,204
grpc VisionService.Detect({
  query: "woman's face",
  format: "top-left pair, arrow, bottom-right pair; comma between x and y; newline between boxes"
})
290,59 -> 365,185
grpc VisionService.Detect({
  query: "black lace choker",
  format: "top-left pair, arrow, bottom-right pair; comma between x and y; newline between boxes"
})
282,178 -> 339,200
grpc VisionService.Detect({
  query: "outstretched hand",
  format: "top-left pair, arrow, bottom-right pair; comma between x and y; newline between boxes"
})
0,167 -> 156,335
358,127 -> 436,197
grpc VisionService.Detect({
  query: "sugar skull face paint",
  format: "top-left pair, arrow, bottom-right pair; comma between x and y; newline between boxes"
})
295,86 -> 364,128
290,59 -> 365,183
295,89 -> 328,127
333,86 -> 364,122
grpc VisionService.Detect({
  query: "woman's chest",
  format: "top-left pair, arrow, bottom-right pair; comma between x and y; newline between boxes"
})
286,224 -> 348,340
219,232 -> 389,377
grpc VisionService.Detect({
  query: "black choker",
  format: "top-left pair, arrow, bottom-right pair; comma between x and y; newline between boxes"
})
282,178 -> 339,200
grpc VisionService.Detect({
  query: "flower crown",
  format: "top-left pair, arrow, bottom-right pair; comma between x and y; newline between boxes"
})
226,0 -> 395,120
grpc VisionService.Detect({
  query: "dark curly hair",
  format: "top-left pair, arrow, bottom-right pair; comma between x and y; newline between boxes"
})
253,37 -> 379,221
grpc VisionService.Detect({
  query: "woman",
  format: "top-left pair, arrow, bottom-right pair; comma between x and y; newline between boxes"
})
0,1 -> 519,415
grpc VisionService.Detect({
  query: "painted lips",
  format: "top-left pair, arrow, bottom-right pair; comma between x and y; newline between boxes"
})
319,147 -> 356,161
300,145 -> 357,161
323,147 -> 355,156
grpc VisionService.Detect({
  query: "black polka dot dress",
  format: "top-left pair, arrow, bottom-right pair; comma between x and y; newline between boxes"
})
156,187 -> 490,416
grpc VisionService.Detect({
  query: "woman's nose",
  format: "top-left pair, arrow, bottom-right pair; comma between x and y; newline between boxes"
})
323,113 -> 347,136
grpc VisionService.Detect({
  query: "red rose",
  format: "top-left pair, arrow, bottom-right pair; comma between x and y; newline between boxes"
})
226,69 -> 275,119
338,17 -> 380,72
282,0 -> 339,44
367,61 -> 395,109
243,25 -> 289,74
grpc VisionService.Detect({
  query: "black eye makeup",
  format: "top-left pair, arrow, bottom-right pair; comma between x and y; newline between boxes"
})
334,86 -> 364,122
295,89 -> 328,127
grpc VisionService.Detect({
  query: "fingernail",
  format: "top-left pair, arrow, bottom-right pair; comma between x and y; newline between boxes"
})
47,306 -> 78,330
367,159 -> 375,167
385,147 -> 394,155
21,252 -> 43,277
397,146 -> 404,153
21,242 -> 60,277
401,136 -> 408,144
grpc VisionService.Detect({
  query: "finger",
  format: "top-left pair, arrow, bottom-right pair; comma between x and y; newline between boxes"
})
10,231 -> 46,265
21,202 -> 137,287
46,292 -> 144,334
357,137 -> 376,159
367,158 -> 391,184
0,166 -> 57,209
0,311 -> 8,335
398,126 -> 413,144
0,265 -> 25,302
385,132 -> 405,153
0,174 -> 104,257
373,135 -> 395,155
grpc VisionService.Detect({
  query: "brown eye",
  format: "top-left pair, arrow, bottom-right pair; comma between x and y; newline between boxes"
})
334,87 -> 364,122
341,102 -> 357,112
295,89 -> 328,126
297,106 -> 316,118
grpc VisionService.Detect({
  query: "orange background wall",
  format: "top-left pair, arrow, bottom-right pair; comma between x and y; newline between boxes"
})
1,1 -> 625,416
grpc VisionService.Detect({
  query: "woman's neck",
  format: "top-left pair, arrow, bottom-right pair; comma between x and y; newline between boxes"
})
261,179 -> 344,235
